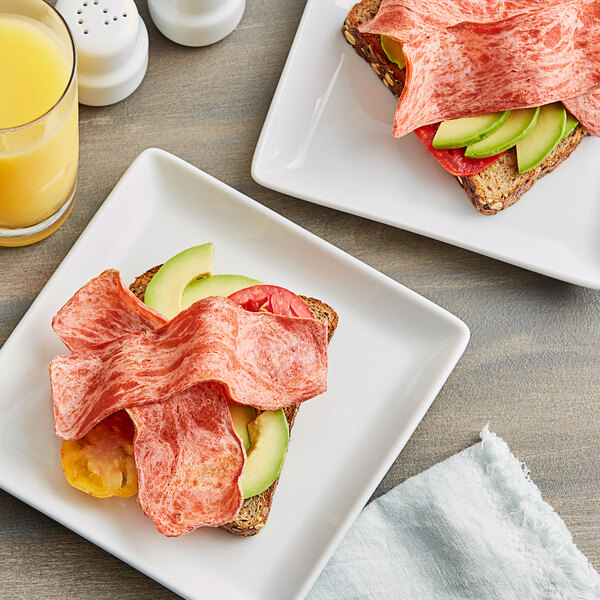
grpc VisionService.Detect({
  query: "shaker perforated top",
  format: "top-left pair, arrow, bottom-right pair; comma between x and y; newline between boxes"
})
55,0 -> 148,106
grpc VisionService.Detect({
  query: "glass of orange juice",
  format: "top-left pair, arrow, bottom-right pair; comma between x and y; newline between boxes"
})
0,0 -> 78,247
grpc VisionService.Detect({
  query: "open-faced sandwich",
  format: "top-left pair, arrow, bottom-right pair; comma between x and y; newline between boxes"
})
343,0 -> 599,214
50,243 -> 338,537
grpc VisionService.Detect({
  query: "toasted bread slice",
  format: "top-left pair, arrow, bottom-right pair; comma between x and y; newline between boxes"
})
129,269 -> 338,537
343,0 -> 586,214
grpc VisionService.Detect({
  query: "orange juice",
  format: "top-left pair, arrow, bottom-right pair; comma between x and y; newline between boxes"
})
0,7 -> 78,244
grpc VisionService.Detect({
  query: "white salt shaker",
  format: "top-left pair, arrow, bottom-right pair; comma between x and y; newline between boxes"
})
55,0 -> 149,106
147,0 -> 246,47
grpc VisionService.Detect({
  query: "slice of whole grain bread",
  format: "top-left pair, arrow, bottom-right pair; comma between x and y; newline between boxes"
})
129,268 -> 338,537
343,0 -> 586,215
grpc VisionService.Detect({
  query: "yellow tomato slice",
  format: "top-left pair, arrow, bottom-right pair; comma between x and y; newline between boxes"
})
61,410 -> 138,498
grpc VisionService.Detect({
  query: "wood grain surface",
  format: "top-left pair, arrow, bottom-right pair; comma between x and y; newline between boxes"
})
1,1 -> 599,598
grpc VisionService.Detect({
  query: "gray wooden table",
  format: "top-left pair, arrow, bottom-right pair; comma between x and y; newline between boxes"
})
1,1 -> 599,598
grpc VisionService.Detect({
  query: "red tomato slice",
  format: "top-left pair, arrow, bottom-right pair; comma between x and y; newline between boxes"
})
414,124 -> 503,176
228,285 -> 313,318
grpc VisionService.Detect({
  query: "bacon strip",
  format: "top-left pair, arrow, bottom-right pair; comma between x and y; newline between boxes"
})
51,294 -> 327,441
563,91 -> 600,136
52,269 -> 167,351
361,0 -> 600,137
361,0 -> 569,41
129,383 -> 245,535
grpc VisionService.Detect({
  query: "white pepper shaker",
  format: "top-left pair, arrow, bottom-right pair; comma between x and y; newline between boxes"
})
147,0 -> 246,47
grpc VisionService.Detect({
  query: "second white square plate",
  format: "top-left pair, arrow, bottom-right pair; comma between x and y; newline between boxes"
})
252,0 -> 600,288
0,149 -> 469,600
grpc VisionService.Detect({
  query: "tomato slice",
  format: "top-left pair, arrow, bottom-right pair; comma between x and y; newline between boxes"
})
61,410 -> 138,498
228,285 -> 313,318
414,124 -> 503,176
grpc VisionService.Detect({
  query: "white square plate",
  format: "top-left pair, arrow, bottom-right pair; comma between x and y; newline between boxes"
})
0,149 -> 469,600
252,0 -> 600,289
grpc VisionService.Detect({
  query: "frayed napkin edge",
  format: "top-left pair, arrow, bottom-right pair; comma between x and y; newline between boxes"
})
478,424 -> 600,596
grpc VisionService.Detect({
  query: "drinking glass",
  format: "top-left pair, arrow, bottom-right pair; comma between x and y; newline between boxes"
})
0,0 -> 78,247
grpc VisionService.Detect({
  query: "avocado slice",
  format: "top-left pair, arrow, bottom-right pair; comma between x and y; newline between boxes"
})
561,111 -> 579,140
464,107 -> 540,158
380,35 -> 405,69
229,404 -> 256,452
144,243 -> 215,319
242,409 -> 289,500
432,111 -> 511,149
516,103 -> 566,174
181,274 -> 262,310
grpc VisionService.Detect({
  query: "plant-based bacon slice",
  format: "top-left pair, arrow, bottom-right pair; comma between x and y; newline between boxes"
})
360,0 -> 600,137
361,0 -> 568,42
50,295 -> 328,441
52,269 -> 168,351
563,91 -> 600,137
129,383 -> 245,535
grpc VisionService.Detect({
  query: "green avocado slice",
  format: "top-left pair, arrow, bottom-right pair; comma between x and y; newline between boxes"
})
242,409 -> 289,500
144,243 -> 214,319
380,35 -> 405,69
561,111 -> 579,140
432,111 -> 511,149
464,107 -> 540,158
229,405 -> 257,453
516,103 -> 566,174
181,274 -> 262,310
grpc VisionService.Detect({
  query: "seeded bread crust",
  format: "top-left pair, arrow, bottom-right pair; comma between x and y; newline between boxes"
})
129,268 -> 338,537
343,0 -> 586,215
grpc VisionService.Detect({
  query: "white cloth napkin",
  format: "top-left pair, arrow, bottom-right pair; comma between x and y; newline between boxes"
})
307,426 -> 600,600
